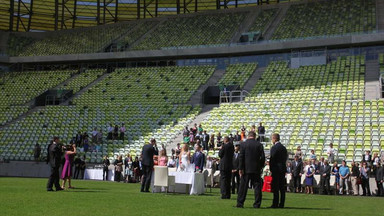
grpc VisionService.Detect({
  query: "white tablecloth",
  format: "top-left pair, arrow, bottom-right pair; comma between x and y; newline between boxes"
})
169,171 -> 205,195
84,168 -> 114,181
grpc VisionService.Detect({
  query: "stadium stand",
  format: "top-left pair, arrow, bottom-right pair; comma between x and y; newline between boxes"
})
247,8 -> 278,33
12,22 -> 137,56
0,65 -> 216,162
271,0 -> 377,40
218,63 -> 258,88
131,12 -> 247,50
61,69 -> 106,94
201,56 -> 383,163
0,70 -> 77,125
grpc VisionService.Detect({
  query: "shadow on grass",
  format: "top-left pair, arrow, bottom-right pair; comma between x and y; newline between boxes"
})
260,207 -> 332,210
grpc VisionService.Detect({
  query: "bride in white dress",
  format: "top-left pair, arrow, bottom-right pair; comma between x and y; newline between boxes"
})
178,144 -> 191,172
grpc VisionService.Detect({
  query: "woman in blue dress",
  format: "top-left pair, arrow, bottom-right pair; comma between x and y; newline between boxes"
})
305,160 -> 315,194
331,162 -> 340,193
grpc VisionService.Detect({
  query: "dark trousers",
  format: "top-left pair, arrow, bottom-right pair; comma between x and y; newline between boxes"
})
47,166 -> 60,190
231,171 -> 240,194
120,132 -> 124,141
74,167 -> 80,179
237,173 -> 262,207
293,175 -> 301,192
202,141 -> 208,151
220,170 -> 232,198
376,181 -> 383,196
272,172 -> 286,208
361,178 -> 370,195
141,165 -> 153,192
320,176 -> 330,195
103,167 -> 109,181
115,171 -> 122,182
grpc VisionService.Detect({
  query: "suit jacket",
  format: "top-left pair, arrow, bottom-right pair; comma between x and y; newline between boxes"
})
239,138 -> 265,174
202,134 -> 210,143
319,164 -> 331,178
270,142 -> 288,175
234,135 -> 241,142
232,152 -> 240,171
219,142 -> 234,171
46,142 -> 62,168
141,144 -> 158,167
191,152 -> 205,171
291,160 -> 303,177
375,166 -> 384,181
257,126 -> 265,134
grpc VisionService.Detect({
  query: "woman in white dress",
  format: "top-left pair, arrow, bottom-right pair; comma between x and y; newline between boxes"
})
178,144 -> 191,172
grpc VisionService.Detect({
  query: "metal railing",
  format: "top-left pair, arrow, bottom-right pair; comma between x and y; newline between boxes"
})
219,90 -> 250,104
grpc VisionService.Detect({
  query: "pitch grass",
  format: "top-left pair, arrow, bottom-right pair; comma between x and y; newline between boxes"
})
0,177 -> 382,216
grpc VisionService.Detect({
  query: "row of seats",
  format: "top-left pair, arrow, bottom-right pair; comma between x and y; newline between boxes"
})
131,12 -> 247,50
0,65 -> 217,162
61,69 -> 105,94
248,8 -> 278,33
10,22 -> 137,56
272,0 -> 376,40
201,56 -> 383,163
218,63 -> 257,88
0,70 -> 77,125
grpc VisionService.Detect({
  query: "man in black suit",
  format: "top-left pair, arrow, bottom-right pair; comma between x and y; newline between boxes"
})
236,132 -> 265,208
257,123 -> 265,142
231,143 -> 240,194
202,131 -> 210,151
270,133 -> 288,208
291,155 -> 303,193
140,138 -> 158,192
319,159 -> 331,195
375,163 -> 384,196
234,131 -> 241,142
46,136 -> 63,191
219,136 -> 234,199
191,144 -> 205,172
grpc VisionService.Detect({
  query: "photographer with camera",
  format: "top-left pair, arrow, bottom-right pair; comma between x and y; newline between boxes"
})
61,143 -> 77,189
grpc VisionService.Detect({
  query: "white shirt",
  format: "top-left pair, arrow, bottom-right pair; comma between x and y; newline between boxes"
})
327,147 -> 334,156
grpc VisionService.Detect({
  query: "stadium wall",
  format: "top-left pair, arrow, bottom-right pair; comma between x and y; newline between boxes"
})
4,32 -> 384,65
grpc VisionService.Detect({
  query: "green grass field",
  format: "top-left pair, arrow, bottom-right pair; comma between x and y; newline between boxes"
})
1,177 -> 382,216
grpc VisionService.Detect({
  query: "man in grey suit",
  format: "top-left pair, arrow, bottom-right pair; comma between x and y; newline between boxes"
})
291,155 -> 303,193
319,159 -> 331,195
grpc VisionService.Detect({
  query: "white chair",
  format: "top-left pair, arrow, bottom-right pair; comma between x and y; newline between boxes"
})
154,166 -> 175,193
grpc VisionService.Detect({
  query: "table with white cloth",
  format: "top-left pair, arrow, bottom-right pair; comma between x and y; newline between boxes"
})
169,171 -> 205,195
84,168 -> 114,181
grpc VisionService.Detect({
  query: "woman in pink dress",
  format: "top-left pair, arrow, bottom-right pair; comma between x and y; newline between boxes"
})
61,144 -> 77,189
158,148 -> 168,167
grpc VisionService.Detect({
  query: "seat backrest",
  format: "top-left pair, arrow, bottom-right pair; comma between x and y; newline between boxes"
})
154,166 -> 169,187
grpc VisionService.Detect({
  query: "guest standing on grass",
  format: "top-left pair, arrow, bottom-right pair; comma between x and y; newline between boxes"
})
375,163 -> 383,196
339,160 -> 350,195
141,139 -> 158,192
236,131 -> 265,208
319,159 -> 331,195
61,144 -> 77,189
219,136 -> 234,199
46,136 -> 63,192
33,144 -> 41,163
270,133 -> 288,208
73,155 -> 82,179
231,143 -> 240,195
360,161 -> 371,196
103,155 -> 110,181
291,155 -> 303,193
114,155 -> 123,182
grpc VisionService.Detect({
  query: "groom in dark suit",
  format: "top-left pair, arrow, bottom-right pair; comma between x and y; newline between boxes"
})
219,136 -> 234,199
191,144 -> 205,172
46,136 -> 63,191
140,139 -> 158,192
236,132 -> 265,208
270,133 -> 288,208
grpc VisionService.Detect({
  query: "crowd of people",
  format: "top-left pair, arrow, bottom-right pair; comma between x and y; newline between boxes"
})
45,122 -> 384,201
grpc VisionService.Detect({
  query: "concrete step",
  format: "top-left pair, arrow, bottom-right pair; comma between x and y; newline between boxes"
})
262,4 -> 289,40
167,104 -> 219,152
243,67 -> 266,92
365,59 -> 381,100
188,69 -> 225,105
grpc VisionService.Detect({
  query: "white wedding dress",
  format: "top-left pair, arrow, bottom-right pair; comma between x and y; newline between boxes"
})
178,153 -> 190,172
